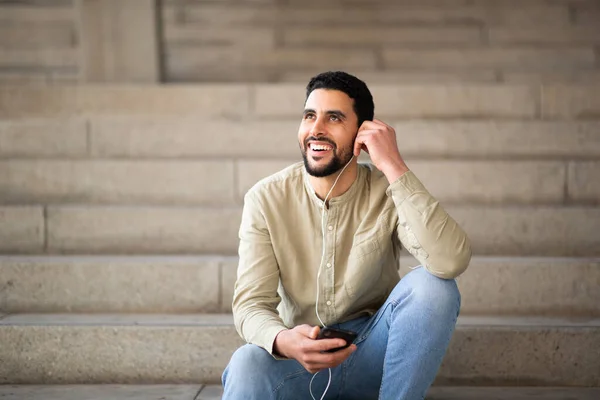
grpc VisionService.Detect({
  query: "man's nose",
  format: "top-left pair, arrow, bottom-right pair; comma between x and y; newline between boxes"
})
309,117 -> 326,136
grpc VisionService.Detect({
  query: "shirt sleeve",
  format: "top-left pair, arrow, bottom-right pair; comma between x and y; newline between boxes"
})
386,170 -> 472,279
232,190 -> 288,358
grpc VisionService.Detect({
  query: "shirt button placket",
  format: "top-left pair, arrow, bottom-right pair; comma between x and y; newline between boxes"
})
326,210 -> 336,320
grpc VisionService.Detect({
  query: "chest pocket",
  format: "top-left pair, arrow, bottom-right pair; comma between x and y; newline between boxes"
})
345,214 -> 392,299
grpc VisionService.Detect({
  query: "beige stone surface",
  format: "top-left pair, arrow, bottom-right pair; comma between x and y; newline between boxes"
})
449,206 -> 600,256
164,25 -> 275,48
542,85 -> 600,118
220,258 -> 237,313
391,120 -> 600,158
164,48 -> 377,81
0,24 -> 74,48
383,48 -> 595,69
0,315 -> 598,385
168,3 -> 569,26
489,27 -> 600,44
1,384 -> 599,400
0,256 -> 222,313
0,119 -> 87,157
90,118 -> 300,158
0,6 -> 75,23
0,72 -> 49,85
0,48 -> 77,68
437,322 -> 600,386
255,85 -> 538,118
46,206 -> 242,254
0,385 -> 202,400
412,160 -> 566,204
426,387 -> 600,400
0,314 -> 234,326
502,70 -> 600,84
283,27 -> 481,46
568,161 -> 600,202
77,0 -> 159,83
401,257 -> 600,317
236,160 -> 566,204
0,86 -> 251,119
0,160 -> 236,206
0,206 -> 44,253
0,322 -> 244,384
281,70 -> 498,83
197,385 -> 223,400
573,4 -> 600,28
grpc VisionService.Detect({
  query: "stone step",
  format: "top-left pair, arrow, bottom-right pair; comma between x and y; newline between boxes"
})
3,118 -> 600,160
0,314 -> 598,386
283,70 -> 600,84
2,159 -> 598,206
1,205 -> 598,256
163,2 -> 575,27
1,256 -> 599,317
1,385 -> 600,400
1,84 -> 600,119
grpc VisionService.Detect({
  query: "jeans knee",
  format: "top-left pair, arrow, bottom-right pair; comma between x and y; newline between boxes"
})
223,344 -> 270,387
402,267 -> 461,314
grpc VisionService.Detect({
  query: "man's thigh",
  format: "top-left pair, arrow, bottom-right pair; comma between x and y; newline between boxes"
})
337,308 -> 392,400
222,343 -> 339,399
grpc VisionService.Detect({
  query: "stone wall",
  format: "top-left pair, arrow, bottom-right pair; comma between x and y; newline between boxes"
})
160,0 -> 600,83
0,0 -> 78,84
1,0 -> 599,83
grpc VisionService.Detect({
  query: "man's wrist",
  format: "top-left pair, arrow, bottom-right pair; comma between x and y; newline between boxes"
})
273,329 -> 290,358
382,159 -> 409,184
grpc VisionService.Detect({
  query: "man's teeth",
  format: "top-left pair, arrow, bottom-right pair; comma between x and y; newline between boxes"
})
310,144 -> 332,151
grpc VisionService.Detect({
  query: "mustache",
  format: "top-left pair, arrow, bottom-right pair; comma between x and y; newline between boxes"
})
304,137 -> 337,149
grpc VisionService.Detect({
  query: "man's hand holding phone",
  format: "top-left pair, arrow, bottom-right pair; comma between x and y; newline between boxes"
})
273,325 -> 357,374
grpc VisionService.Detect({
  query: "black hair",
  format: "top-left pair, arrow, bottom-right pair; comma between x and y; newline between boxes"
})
305,71 -> 374,127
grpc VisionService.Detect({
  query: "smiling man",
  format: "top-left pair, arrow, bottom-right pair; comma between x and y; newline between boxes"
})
222,71 -> 472,400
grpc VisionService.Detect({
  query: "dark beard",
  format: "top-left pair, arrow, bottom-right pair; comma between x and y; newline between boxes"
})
301,143 -> 354,178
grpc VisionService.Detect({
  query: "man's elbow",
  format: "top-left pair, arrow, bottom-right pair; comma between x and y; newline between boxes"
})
428,240 -> 472,279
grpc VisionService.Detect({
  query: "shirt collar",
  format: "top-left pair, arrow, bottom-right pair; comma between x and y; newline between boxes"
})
302,163 -> 367,208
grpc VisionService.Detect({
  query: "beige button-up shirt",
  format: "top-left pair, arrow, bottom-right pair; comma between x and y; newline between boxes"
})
233,162 -> 471,355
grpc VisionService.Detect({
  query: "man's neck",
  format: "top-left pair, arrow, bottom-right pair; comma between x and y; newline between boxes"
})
309,162 -> 359,205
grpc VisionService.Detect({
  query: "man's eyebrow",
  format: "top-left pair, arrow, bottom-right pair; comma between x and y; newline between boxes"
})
302,109 -> 347,120
327,110 -> 347,120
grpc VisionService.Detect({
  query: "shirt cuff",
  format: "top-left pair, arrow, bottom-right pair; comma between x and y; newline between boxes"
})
254,324 -> 289,360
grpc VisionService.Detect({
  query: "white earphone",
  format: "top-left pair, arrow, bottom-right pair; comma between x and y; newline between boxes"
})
310,155 -> 355,400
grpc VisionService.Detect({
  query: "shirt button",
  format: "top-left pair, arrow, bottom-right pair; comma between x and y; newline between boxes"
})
328,225 -> 333,231
326,300 -> 332,306
326,262 -> 332,268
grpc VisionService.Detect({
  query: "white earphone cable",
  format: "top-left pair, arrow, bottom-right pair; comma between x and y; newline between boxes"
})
310,155 -> 354,400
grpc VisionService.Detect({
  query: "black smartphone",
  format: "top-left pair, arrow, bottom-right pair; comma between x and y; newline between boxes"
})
316,327 -> 358,353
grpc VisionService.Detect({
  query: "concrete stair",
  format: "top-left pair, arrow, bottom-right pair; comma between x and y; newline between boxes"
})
1,385 -> 599,400
1,256 -> 599,316
1,314 -> 599,386
1,83 -> 599,392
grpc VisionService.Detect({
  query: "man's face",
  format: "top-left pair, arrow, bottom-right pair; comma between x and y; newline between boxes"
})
298,89 -> 359,177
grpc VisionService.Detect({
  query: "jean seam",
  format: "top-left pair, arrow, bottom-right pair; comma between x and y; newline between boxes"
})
271,368 -> 308,395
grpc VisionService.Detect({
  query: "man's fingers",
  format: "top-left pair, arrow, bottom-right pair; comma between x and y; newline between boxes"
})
304,337 -> 347,353
295,324 -> 316,337
303,344 -> 357,371
353,134 -> 364,157
310,326 -> 320,340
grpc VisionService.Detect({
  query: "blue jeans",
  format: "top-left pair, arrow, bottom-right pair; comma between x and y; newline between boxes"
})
222,267 -> 461,400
